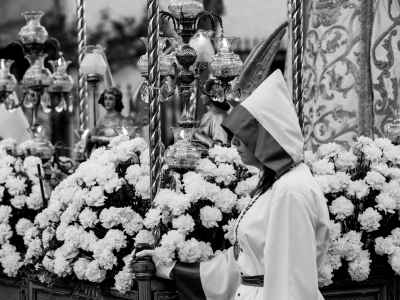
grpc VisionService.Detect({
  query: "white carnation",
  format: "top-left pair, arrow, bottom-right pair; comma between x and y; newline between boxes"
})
177,238 -> 202,263
115,270 -> 134,293
213,188 -> 237,213
200,206 -> 222,228
15,218 -> 34,236
0,205 -> 12,223
365,171 -> 386,190
10,195 -> 26,209
311,159 -> 335,175
5,176 -> 26,196
135,175 -> 151,199
358,207 -> 382,232
348,250 -> 371,281
329,196 -> 354,220
85,260 -> 106,283
375,193 -> 397,214
172,214 -> 195,234
79,207 -> 99,228
143,208 -> 162,229
134,230 -> 155,247
375,236 -> 395,256
347,180 -> 370,199
73,257 -> 90,280
223,219 -> 236,245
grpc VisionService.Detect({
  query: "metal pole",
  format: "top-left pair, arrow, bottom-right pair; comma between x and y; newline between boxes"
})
147,0 -> 161,202
291,0 -> 303,130
76,0 -> 88,130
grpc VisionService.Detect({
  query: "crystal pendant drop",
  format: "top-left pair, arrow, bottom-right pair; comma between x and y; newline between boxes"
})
40,91 -> 51,113
140,81 -> 150,103
24,91 -> 35,108
55,95 -> 66,112
160,80 -> 169,102
4,96 -> 15,111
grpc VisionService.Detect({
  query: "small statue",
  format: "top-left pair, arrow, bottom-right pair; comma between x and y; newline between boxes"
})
192,79 -> 231,148
87,87 -> 133,154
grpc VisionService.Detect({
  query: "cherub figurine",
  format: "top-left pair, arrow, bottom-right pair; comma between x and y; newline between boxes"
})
87,86 -> 133,154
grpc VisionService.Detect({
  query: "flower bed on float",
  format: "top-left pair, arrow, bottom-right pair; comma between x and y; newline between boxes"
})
139,145 -> 258,273
23,136 -> 152,295
305,137 -> 400,286
0,139 -> 46,277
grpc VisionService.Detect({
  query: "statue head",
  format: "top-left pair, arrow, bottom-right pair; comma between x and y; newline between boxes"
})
201,79 -> 230,111
98,86 -> 124,112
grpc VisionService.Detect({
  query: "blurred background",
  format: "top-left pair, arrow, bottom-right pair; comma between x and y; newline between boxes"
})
0,0 -> 288,156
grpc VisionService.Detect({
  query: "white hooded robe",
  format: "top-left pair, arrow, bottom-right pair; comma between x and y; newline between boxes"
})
173,70 -> 331,300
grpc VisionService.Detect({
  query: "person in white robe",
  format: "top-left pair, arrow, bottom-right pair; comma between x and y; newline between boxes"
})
137,70 -> 331,300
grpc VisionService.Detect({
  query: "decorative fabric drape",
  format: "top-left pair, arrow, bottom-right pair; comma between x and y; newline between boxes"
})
302,0 -> 375,151
371,0 -> 400,138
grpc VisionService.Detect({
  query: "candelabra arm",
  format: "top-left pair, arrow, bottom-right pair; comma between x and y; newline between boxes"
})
160,11 -> 178,33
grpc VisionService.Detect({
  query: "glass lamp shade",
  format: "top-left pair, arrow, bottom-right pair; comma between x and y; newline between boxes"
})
80,45 -> 107,75
19,11 -> 48,45
164,127 -> 201,173
189,30 -> 215,63
0,59 -> 17,93
23,54 -> 53,90
384,105 -> 400,145
114,125 -> 137,137
27,125 -> 55,161
168,0 -> 204,18
48,56 -> 74,93
209,37 -> 243,79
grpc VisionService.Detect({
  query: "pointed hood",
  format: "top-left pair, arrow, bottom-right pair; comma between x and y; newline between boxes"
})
221,70 -> 304,178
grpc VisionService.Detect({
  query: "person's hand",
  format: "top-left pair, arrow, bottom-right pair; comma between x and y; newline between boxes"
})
136,249 -> 176,280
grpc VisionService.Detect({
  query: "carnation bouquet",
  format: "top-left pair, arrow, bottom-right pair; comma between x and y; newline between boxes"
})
24,136 -> 152,295
0,141 -> 47,277
305,137 -> 400,286
142,145 -> 259,267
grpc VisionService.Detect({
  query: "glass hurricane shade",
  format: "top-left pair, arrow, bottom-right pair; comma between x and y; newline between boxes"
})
209,37 -> 243,78
27,125 -> 55,161
168,0 -> 204,18
80,45 -> 107,76
189,30 -> 215,63
114,125 -> 137,137
18,11 -> 48,45
384,105 -> 400,145
137,37 -> 173,77
164,127 -> 201,173
23,53 -> 53,90
48,56 -> 74,93
0,60 -> 17,92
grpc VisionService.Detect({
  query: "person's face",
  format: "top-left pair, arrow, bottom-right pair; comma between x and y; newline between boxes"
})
201,94 -> 211,106
104,92 -> 117,111
231,134 -> 263,170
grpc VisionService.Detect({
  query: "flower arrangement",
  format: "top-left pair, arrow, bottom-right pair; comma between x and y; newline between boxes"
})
0,141 -> 46,277
305,137 -> 400,286
140,145 -> 259,269
23,136 -> 151,294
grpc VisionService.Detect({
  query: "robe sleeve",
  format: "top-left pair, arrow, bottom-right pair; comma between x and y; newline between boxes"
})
173,247 -> 241,300
263,194 -> 325,300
